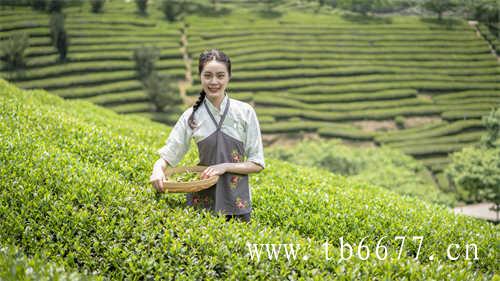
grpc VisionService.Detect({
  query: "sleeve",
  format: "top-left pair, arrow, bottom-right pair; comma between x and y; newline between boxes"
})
157,110 -> 193,167
244,105 -> 265,169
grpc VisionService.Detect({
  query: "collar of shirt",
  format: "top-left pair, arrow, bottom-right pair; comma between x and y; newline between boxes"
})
204,92 -> 229,117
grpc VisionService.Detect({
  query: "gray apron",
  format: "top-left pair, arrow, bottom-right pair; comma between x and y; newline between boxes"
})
186,99 -> 251,216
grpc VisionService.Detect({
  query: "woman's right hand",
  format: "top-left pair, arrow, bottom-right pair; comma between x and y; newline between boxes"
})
150,158 -> 167,193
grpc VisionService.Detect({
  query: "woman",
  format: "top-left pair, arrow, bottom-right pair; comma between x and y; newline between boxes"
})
150,49 -> 265,223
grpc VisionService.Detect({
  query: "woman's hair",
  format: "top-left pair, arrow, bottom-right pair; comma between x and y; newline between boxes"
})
188,49 -> 232,129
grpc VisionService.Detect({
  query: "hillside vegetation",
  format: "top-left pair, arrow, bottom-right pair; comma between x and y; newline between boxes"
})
184,8 -> 499,175
266,139 -> 455,205
0,1 -> 185,123
1,1 -> 498,178
0,79 -> 498,279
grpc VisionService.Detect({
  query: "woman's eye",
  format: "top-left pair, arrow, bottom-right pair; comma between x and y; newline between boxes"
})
217,75 -> 225,79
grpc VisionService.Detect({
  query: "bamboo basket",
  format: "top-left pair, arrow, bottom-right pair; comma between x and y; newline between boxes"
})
161,165 -> 218,193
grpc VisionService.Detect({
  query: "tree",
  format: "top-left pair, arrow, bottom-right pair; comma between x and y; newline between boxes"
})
338,0 -> 373,15
319,0 -> 338,9
263,0 -> 283,10
133,46 -> 181,112
422,0 -> 457,21
1,33 -> 29,70
90,0 -> 104,13
161,0 -> 184,22
135,0 -> 147,15
47,0 -> 63,13
481,108 -> 499,149
350,0 -> 373,15
49,12 -> 63,45
55,29 -> 68,61
471,0 -> 499,31
446,108 -> 500,219
49,12 -> 68,62
143,72 -> 182,112
446,147 -> 500,212
133,45 -> 159,82
30,0 -> 46,11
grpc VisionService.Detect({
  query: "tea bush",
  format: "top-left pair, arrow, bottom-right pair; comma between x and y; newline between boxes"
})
446,108 -> 500,205
446,146 -> 500,204
0,80 -> 497,279
266,139 -> 454,206
0,246 -> 93,281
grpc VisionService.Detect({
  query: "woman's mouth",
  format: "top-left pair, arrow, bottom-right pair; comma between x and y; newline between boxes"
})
208,87 -> 220,92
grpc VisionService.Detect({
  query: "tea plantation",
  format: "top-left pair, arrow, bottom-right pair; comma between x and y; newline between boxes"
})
1,1 -> 499,178
265,139 -> 456,206
0,79 -> 498,279
0,1 -> 185,123
184,9 -> 500,175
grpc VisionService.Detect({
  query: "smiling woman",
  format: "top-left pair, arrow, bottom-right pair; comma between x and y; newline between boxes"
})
149,49 -> 265,223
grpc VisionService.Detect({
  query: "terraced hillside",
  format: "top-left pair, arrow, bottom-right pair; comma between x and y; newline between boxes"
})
1,2 -> 499,176
184,9 -> 500,174
0,79 -> 497,279
0,2 -> 185,123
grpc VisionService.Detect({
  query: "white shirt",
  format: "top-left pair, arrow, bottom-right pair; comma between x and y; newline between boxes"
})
158,94 -> 265,168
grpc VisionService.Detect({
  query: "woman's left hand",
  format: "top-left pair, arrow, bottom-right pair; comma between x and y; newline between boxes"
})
201,164 -> 228,179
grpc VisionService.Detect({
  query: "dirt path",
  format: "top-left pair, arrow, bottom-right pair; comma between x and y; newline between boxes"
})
468,21 -> 499,61
178,22 -> 195,106
453,203 -> 499,223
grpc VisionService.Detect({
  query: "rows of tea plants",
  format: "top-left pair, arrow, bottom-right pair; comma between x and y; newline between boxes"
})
0,1 -> 184,117
265,139 -> 455,205
184,9 -> 499,172
0,80 -> 498,279
1,2 -> 499,176
374,119 -> 485,172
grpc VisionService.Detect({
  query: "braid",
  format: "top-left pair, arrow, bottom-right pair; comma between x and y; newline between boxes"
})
188,90 -> 206,129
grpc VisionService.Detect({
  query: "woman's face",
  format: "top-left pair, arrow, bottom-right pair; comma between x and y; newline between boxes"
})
201,59 -> 230,101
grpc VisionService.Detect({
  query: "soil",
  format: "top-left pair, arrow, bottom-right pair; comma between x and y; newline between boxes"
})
403,116 -> 442,129
416,94 -> 433,102
352,120 -> 397,133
